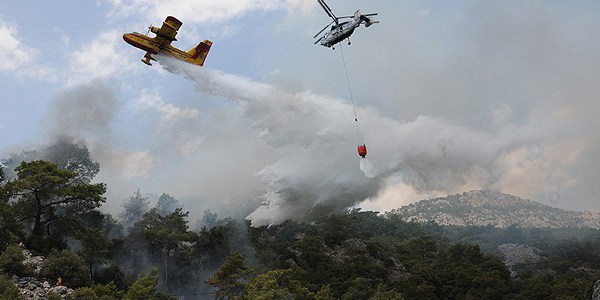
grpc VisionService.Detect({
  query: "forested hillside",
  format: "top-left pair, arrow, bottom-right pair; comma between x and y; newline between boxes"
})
1,143 -> 600,299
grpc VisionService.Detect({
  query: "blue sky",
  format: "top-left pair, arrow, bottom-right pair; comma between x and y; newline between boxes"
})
2,1 -> 600,224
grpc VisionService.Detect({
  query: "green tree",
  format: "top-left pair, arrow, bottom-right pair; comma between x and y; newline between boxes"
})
121,189 -> 149,229
241,269 -> 314,300
1,140 -> 100,184
0,274 -> 23,300
340,277 -> 375,300
0,166 -> 5,184
41,250 -> 92,288
314,285 -> 336,300
0,202 -> 22,252
3,161 -> 105,245
47,292 -> 62,300
208,252 -> 252,300
155,193 -> 180,216
94,264 -> 128,292
199,209 -> 218,229
123,267 -> 173,300
123,220 -> 148,274
195,223 -> 232,268
0,244 -> 32,277
66,287 -> 98,300
92,281 -> 125,300
369,284 -> 405,300
42,138 -> 100,184
77,226 -> 111,280
141,208 -> 196,289
432,243 -> 513,299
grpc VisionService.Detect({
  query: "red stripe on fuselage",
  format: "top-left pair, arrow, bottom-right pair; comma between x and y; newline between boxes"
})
123,33 -> 159,54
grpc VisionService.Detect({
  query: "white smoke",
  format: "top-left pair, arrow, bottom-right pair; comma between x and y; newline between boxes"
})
158,56 -> 562,227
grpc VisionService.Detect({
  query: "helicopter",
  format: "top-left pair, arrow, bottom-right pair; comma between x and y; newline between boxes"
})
313,0 -> 378,49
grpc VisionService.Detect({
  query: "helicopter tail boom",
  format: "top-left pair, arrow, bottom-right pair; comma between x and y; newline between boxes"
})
352,10 -> 379,27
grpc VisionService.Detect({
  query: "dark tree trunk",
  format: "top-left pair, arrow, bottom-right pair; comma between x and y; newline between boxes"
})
32,193 -> 44,237
32,211 -> 43,236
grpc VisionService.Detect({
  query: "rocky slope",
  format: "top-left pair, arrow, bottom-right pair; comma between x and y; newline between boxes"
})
13,249 -> 74,300
496,243 -> 543,276
392,190 -> 600,229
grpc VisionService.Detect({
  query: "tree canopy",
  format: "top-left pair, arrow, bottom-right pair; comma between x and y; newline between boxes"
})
2,160 -> 105,251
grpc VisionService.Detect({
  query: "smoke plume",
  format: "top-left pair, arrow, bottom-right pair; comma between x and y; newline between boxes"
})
159,56 -> 566,227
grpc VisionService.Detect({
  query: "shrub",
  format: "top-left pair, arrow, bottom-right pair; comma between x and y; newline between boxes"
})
0,244 -> 32,277
0,274 -> 24,300
41,250 -> 91,288
66,287 -> 98,300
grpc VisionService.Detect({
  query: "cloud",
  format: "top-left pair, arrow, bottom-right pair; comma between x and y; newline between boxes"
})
103,0 -> 316,38
68,30 -> 137,85
0,19 -> 55,81
135,88 -> 199,127
105,0 -> 291,24
0,21 -> 35,72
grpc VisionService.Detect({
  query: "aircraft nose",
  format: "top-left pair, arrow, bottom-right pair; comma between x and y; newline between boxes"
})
123,33 -> 134,45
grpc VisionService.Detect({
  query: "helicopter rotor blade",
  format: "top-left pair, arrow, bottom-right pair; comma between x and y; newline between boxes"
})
313,20 -> 334,38
338,13 -> 379,19
339,12 -> 378,19
317,0 -> 338,24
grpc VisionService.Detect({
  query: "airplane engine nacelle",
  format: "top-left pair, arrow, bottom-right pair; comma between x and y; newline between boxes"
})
150,26 -> 161,35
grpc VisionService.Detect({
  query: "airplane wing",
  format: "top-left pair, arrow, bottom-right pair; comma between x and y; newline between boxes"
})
155,16 -> 182,43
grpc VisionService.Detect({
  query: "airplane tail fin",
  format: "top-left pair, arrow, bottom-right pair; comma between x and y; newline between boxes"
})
187,40 -> 212,66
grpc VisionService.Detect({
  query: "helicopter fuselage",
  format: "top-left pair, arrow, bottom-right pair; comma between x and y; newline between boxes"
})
318,21 -> 358,48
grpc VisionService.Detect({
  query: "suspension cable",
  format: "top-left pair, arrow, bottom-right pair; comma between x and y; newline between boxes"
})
339,44 -> 364,144
339,44 -> 358,122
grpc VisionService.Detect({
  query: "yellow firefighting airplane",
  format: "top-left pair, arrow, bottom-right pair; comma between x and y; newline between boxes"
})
123,16 -> 212,66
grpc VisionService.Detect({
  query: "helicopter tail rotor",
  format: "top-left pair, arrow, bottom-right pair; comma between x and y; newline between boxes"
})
355,11 -> 379,27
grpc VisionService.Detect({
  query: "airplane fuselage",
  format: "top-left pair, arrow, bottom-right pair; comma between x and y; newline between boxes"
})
123,32 -> 192,63
123,32 -> 161,53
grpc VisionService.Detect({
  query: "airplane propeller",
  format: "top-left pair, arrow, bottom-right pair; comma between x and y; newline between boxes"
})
146,24 -> 153,35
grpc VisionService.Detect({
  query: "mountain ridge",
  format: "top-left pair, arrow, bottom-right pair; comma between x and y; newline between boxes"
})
391,190 -> 600,229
